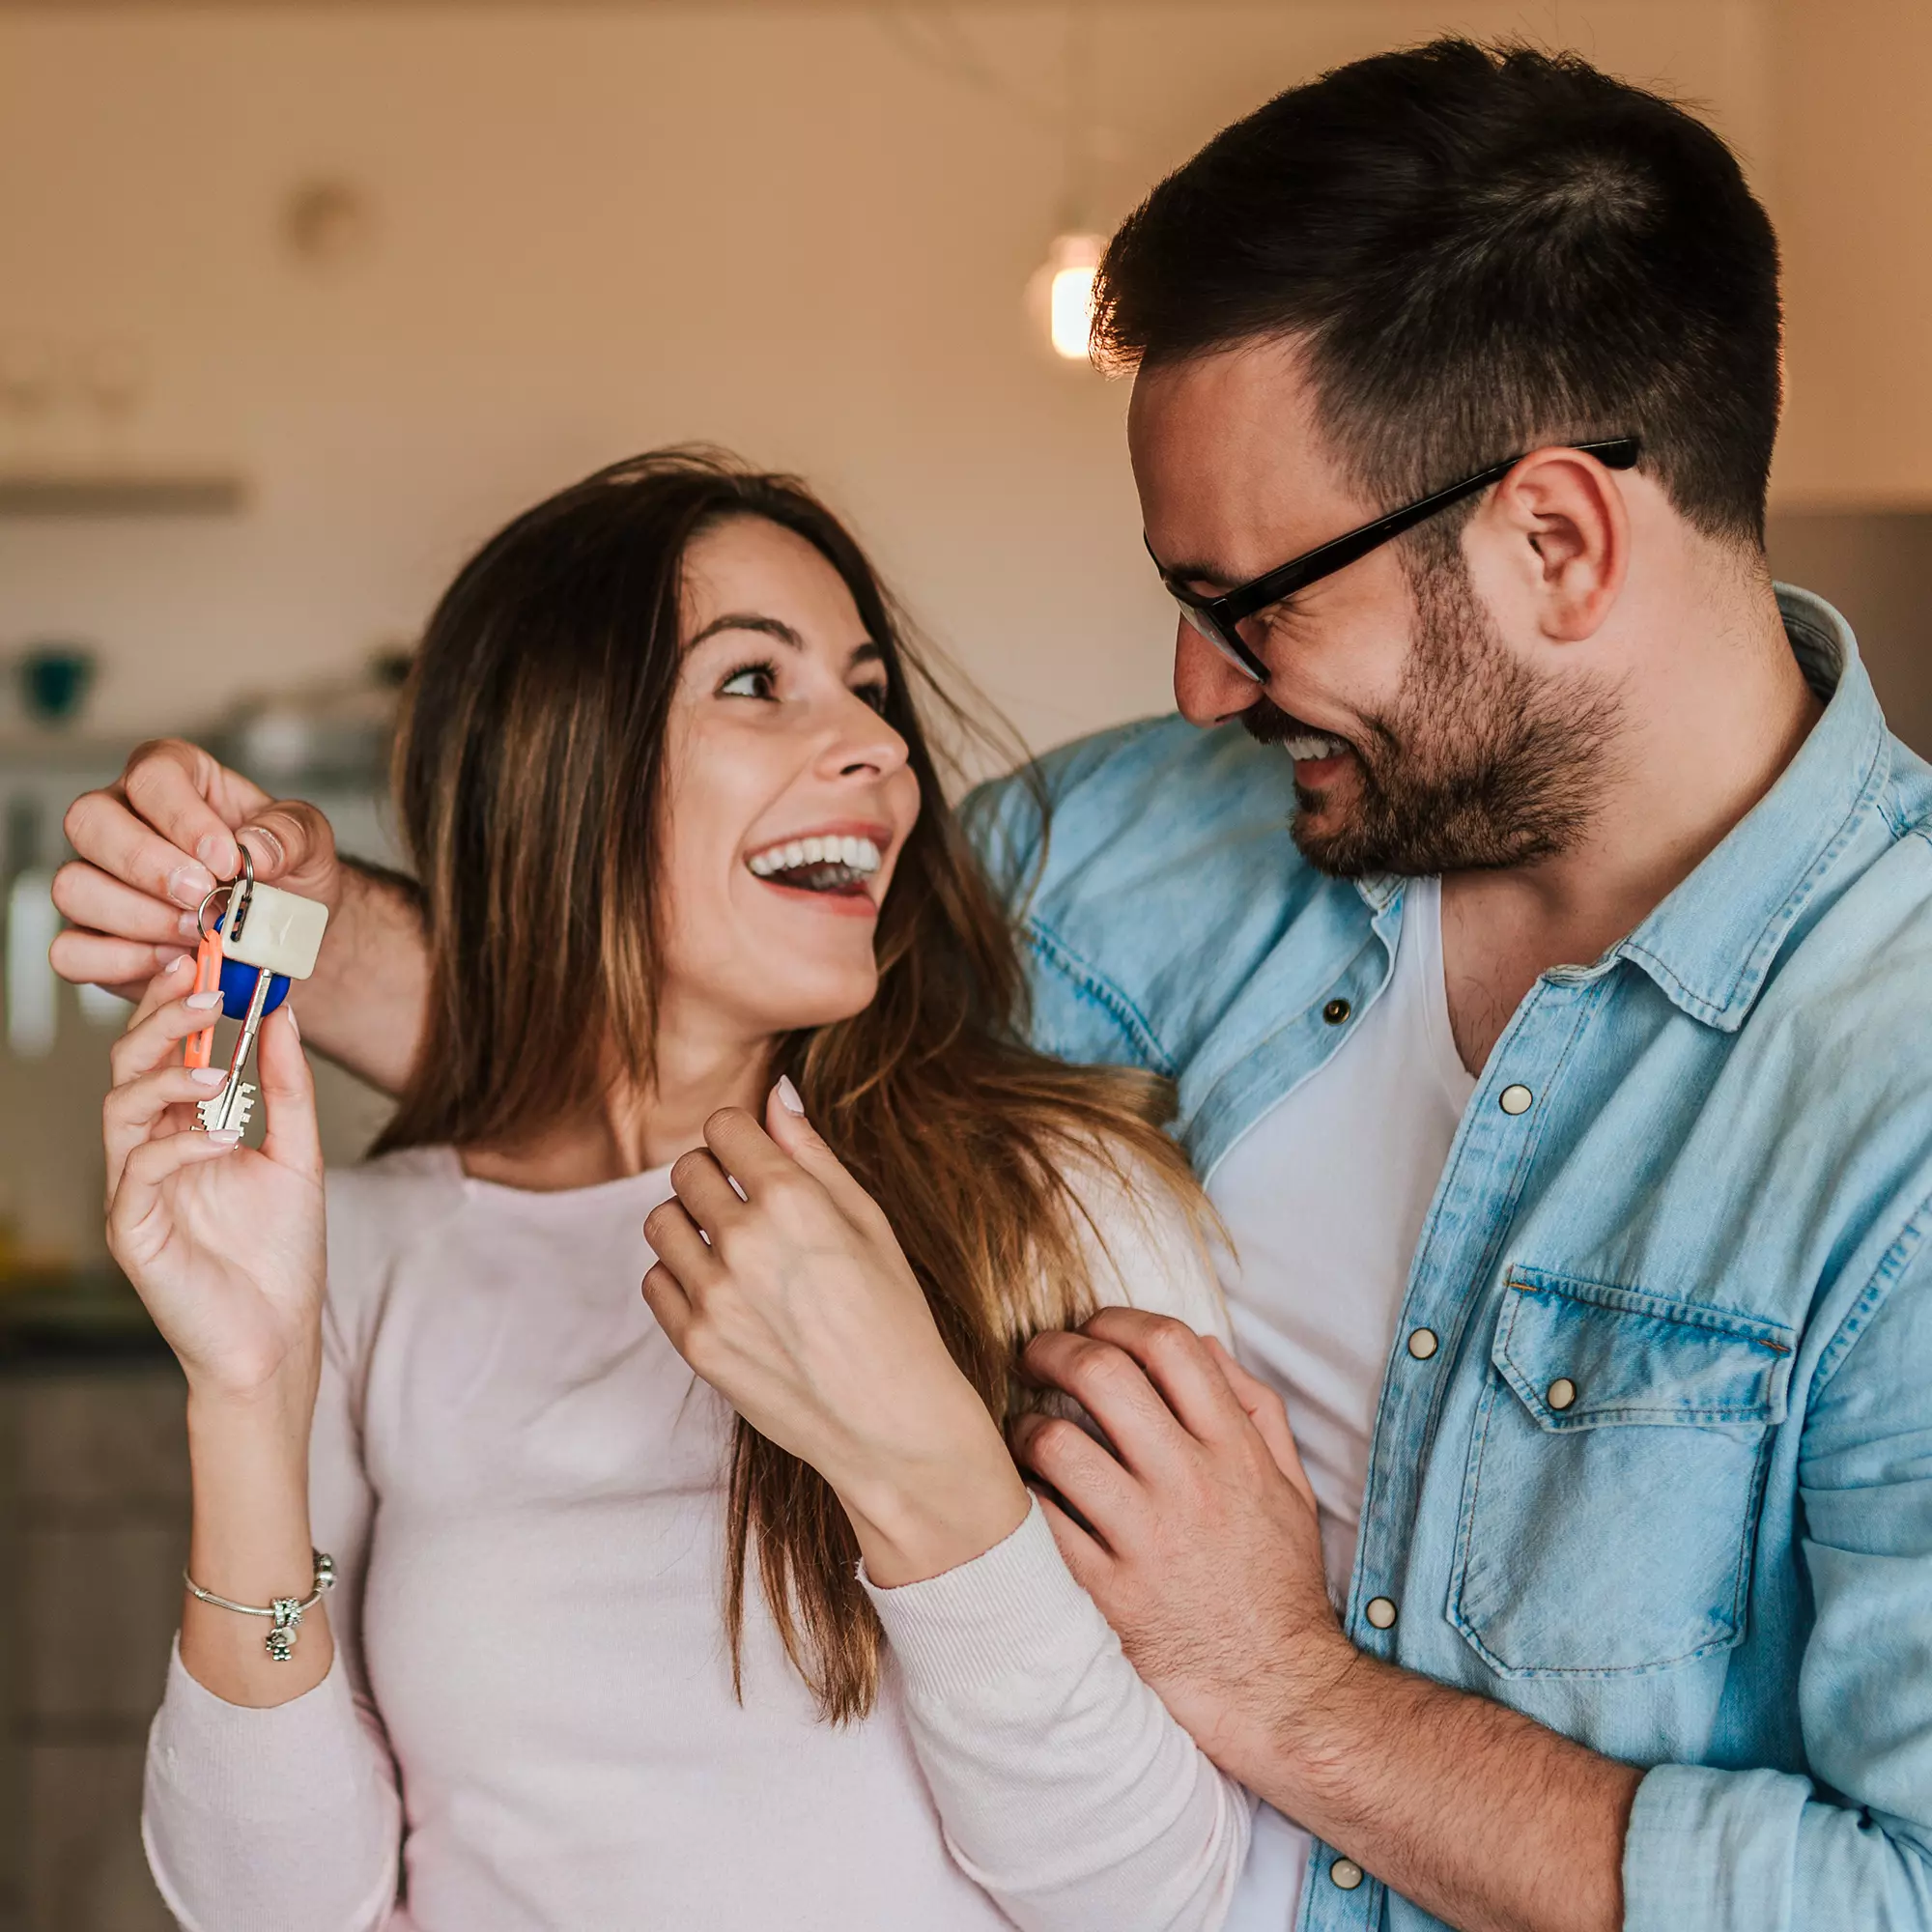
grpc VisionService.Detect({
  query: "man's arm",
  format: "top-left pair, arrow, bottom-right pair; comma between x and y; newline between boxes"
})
1009,1309 -> 1642,1932
53,738 -> 428,1094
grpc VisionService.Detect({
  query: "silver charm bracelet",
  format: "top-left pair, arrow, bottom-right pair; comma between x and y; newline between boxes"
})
184,1550 -> 335,1662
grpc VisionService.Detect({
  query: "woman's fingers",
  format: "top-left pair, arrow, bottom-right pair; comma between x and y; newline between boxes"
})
668,1146 -> 747,1236
103,1061 -> 229,1202
758,1082 -> 885,1230
640,1260 -> 694,1346
111,976 -> 226,1087
109,1125 -> 242,1247
256,1006 -> 322,1180
641,1196 -> 724,1293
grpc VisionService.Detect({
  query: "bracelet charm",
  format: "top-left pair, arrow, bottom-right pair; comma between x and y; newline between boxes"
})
184,1549 -> 335,1663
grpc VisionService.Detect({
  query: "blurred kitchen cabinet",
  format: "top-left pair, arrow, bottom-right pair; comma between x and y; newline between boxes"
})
0,1359 -> 186,1932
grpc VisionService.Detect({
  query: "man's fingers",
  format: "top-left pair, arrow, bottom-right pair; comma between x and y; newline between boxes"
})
668,1146 -> 748,1237
56,934 -> 189,1003
232,801 -> 341,902
64,782 -> 222,913
1020,1329 -> 1194,1479
256,1006 -> 322,1180
1030,1488 -> 1115,1598
51,861 -> 199,949
1009,1410 -> 1142,1552
1203,1335 -> 1317,1510
1080,1306 -> 1255,1446
118,738 -> 268,879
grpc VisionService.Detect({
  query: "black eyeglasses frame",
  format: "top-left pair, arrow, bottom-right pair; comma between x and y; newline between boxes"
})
1149,436 -> 1643,681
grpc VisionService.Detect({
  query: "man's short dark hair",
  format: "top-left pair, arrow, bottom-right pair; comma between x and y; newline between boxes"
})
1095,39 -> 1781,546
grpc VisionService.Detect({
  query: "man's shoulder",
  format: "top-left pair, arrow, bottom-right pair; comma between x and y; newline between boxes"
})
962,713 -> 1309,912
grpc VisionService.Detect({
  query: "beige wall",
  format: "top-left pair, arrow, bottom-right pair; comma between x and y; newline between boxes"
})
0,2 -> 1774,758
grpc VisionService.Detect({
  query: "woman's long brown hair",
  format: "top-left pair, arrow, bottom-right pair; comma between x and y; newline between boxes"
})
377,449 -> 1203,1721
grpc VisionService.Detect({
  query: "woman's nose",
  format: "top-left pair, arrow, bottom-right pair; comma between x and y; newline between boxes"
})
826,690 -> 911,780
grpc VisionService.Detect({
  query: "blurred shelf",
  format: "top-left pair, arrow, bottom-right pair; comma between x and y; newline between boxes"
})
0,1270 -> 165,1366
0,472 -> 247,519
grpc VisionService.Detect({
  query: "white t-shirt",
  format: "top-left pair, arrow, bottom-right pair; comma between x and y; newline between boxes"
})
1209,876 -> 1476,1930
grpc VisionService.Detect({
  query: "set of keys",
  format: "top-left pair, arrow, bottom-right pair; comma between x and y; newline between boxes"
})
185,849 -> 329,1134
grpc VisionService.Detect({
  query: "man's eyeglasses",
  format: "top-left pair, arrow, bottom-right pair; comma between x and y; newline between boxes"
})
1148,437 -> 1642,681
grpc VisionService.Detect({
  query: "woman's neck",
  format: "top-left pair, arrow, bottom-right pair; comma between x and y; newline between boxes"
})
460,1021 -> 775,1192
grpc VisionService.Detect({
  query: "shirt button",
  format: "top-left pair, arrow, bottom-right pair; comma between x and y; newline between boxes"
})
1330,1859 -> 1365,1890
1406,1327 -> 1439,1360
1323,998 -> 1351,1025
1365,1596 -> 1398,1630
1547,1378 -> 1578,1411
1498,1083 -> 1534,1115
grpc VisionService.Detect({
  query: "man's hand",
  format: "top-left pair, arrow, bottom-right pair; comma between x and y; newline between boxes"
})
53,738 -> 344,1000
1012,1308 -> 1352,1771
1014,1309 -> 1640,1932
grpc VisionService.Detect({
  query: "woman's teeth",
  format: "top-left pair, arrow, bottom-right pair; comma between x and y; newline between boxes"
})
747,834 -> 883,891
1283,733 -> 1347,762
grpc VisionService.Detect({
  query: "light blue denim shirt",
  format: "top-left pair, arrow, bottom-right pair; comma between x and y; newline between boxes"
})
963,586 -> 1932,1932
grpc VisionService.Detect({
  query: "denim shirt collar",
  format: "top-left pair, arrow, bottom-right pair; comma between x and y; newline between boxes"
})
1353,584 -> 1890,1034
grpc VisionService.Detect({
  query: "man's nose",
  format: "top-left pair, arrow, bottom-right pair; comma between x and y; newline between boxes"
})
1173,621 -> 1266,725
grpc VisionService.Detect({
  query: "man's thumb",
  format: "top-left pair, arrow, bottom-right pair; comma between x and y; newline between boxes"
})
235,801 -> 340,905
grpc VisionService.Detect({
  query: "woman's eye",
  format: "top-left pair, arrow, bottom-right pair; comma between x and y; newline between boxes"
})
719,663 -> 778,700
854,681 -> 890,717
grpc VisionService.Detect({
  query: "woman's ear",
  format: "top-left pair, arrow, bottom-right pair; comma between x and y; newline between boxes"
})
1482,445 -> 1632,643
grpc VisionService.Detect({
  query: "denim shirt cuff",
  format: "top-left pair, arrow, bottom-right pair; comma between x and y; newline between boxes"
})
1623,1762 -> 1810,1931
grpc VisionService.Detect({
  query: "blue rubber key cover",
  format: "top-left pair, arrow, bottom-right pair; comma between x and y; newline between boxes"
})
213,915 -> 291,1020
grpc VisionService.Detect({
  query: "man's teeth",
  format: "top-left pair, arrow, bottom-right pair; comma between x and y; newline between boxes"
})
747,835 -> 883,880
1283,733 -> 1346,762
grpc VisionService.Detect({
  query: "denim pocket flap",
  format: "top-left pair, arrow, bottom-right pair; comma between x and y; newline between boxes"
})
1494,1268 -> 1794,1429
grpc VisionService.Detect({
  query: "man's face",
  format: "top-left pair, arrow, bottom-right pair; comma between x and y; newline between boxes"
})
1128,340 -> 1619,877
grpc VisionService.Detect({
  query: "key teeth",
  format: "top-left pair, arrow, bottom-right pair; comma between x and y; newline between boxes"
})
195,1083 -> 256,1134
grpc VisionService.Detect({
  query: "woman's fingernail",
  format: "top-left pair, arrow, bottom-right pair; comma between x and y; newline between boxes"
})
161,952 -> 191,976
189,1066 -> 226,1086
776,1075 -> 806,1117
166,861 -> 216,908
204,1129 -> 243,1147
185,989 -> 223,1009
284,1004 -> 299,1040
237,825 -> 284,872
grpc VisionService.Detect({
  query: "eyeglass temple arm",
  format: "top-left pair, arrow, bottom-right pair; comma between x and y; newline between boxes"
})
1218,436 -> 1640,624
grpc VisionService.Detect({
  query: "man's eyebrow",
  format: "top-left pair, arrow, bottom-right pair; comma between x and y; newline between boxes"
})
687,612 -> 805,651
1145,539 -> 1236,593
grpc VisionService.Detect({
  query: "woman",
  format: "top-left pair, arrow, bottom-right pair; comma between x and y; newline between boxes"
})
104,451 -> 1250,1931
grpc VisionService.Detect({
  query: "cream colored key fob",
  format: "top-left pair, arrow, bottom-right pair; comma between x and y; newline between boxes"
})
222,881 -> 329,980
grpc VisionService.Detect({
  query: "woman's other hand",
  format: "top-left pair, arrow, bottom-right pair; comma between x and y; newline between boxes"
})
104,957 -> 327,1406
643,1082 -> 1029,1585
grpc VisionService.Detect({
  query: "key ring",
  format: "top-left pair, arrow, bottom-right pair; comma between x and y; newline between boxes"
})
195,844 -> 256,945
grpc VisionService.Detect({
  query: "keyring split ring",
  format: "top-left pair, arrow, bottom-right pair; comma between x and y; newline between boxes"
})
195,843 -> 256,945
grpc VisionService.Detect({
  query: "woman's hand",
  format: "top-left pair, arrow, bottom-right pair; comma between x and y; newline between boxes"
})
104,957 -> 327,1406
642,1083 -> 1029,1585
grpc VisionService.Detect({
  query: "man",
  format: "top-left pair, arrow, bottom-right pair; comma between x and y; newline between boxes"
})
56,40 -> 1932,1932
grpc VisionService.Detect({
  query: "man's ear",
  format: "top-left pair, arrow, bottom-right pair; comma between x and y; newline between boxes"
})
1476,445 -> 1632,642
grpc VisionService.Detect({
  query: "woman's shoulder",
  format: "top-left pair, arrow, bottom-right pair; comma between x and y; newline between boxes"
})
1052,1136 -> 1232,1345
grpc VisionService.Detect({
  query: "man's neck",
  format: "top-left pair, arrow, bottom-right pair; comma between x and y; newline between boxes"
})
1439,575 -> 1823,1073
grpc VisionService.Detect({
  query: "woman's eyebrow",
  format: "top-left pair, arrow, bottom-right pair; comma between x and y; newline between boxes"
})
687,612 -> 805,651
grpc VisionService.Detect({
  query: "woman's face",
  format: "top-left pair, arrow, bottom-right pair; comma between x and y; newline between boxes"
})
657,515 -> 922,1044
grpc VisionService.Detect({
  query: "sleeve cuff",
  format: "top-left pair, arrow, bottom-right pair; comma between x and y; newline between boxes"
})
1623,1762 -> 1811,1932
148,1636 -> 375,1825
860,1498 -> 1116,1700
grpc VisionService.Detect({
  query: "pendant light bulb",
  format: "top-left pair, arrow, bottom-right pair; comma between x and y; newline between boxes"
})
1044,232 -> 1103,361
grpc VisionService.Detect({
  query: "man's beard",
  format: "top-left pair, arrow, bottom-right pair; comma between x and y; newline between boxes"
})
1244,561 -> 1625,879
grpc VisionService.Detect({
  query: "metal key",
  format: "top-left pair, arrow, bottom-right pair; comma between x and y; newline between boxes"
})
190,854 -> 329,1136
195,965 -> 271,1135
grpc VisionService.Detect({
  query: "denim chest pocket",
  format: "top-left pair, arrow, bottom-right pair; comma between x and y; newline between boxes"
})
1450,1267 -> 1795,1678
